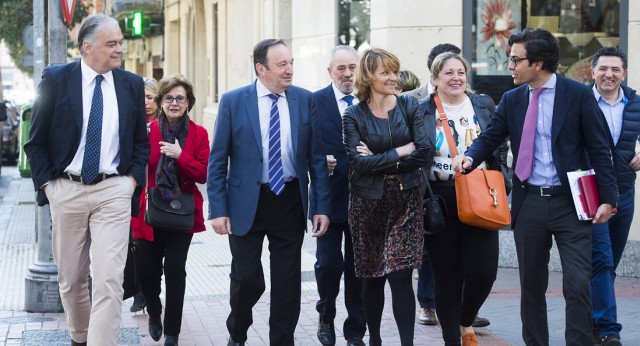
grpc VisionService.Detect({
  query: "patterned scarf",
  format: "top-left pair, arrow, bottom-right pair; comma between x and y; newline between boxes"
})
156,110 -> 190,200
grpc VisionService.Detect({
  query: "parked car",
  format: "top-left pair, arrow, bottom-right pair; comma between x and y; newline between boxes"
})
2,101 -> 20,165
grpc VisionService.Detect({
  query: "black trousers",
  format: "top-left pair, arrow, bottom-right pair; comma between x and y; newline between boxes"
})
314,221 -> 366,340
226,181 -> 306,346
515,192 -> 592,346
137,230 -> 193,336
424,184 -> 498,346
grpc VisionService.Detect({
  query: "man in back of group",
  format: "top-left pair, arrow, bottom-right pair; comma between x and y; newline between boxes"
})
454,28 -> 617,346
590,46 -> 640,346
207,38 -> 331,346
24,14 -> 149,346
312,45 -> 367,346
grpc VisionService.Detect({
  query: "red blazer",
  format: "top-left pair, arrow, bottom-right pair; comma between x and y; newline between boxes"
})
131,119 -> 210,241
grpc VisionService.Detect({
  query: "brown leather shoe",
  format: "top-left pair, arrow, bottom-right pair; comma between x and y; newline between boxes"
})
462,332 -> 478,346
600,334 -> 622,346
471,315 -> 490,328
417,308 -> 438,325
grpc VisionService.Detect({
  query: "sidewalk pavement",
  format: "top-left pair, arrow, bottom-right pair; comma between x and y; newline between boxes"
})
2,165 -> 640,345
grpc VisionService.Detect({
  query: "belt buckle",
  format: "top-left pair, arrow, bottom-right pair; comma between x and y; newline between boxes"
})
540,186 -> 551,197
67,173 -> 83,184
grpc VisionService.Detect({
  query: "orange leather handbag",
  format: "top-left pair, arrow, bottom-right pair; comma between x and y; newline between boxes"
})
435,95 -> 511,231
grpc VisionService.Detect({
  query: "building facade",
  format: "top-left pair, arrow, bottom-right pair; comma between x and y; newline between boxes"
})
110,0 -> 640,274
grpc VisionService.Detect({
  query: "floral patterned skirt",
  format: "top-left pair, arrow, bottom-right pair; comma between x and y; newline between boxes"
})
348,175 -> 424,278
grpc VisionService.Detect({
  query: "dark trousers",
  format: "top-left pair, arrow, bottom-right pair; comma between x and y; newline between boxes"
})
425,185 -> 498,346
137,230 -> 193,336
314,221 -> 366,339
591,188 -> 635,338
227,182 -> 306,346
515,192 -> 592,346
416,242 -> 435,309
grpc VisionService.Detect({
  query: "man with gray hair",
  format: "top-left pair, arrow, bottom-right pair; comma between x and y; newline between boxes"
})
25,14 -> 149,346
312,45 -> 366,346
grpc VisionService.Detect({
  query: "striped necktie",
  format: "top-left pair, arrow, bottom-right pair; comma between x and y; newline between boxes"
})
81,74 -> 104,184
267,94 -> 284,195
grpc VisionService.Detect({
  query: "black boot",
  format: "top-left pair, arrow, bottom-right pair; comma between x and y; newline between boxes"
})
164,334 -> 179,346
148,315 -> 163,342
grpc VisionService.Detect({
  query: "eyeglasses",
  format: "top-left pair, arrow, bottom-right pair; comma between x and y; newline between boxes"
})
162,95 -> 187,104
509,56 -> 529,67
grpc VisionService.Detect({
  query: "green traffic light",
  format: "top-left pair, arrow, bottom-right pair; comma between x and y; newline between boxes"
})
132,11 -> 143,36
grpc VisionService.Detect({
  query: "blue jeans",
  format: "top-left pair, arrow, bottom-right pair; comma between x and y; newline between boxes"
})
591,188 -> 635,338
417,241 -> 435,309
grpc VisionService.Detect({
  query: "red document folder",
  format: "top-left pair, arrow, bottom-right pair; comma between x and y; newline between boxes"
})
578,174 -> 600,219
577,174 -> 617,218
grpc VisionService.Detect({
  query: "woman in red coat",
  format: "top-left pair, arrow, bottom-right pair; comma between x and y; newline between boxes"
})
131,74 -> 210,346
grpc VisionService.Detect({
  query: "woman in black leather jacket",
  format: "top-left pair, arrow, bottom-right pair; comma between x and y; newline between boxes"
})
417,52 -> 510,346
342,48 -> 432,346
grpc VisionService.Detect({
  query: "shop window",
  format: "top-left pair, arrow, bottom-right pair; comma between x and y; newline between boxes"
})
468,0 -> 624,104
337,0 -> 370,51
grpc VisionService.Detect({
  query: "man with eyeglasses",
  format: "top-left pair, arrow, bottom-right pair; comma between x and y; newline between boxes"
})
24,15 -> 149,346
589,46 -> 640,346
454,28 -> 617,346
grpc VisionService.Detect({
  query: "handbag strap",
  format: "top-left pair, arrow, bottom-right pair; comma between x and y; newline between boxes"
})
434,95 -> 459,158
425,174 -> 435,198
145,163 -> 149,196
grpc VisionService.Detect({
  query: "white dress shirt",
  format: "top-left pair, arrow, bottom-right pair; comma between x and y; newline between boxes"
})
331,82 -> 359,116
65,60 -> 120,175
256,79 -> 296,183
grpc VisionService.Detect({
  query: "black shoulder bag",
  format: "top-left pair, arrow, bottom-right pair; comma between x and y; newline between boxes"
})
422,179 -> 448,235
143,165 -> 195,232
397,96 -> 447,235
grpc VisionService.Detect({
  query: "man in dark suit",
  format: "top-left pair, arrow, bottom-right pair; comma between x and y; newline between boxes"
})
24,15 -> 149,346
312,45 -> 366,346
207,39 -> 331,346
454,28 -> 618,346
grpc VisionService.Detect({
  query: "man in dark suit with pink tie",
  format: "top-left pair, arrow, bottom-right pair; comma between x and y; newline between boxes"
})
455,28 -> 617,346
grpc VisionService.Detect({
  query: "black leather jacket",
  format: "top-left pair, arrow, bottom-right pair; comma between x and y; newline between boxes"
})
343,95 -> 432,199
417,93 -> 512,194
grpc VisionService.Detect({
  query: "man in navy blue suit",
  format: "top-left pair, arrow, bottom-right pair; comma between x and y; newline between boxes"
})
455,28 -> 618,346
25,15 -> 149,346
208,39 -> 331,346
312,45 -> 366,346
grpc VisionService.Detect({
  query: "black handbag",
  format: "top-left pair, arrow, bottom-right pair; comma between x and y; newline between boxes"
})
122,231 -> 140,300
143,165 -> 195,232
423,180 -> 448,235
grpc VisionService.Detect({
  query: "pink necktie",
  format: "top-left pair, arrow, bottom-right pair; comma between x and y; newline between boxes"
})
515,88 -> 544,181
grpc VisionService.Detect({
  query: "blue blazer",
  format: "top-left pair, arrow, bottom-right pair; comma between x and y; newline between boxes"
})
25,61 -> 150,211
311,84 -> 349,224
465,74 -> 618,225
207,81 -> 331,236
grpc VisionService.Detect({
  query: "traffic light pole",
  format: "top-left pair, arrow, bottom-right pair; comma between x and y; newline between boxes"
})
24,0 -> 66,313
